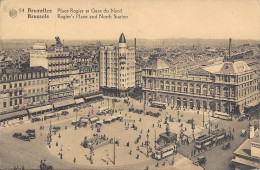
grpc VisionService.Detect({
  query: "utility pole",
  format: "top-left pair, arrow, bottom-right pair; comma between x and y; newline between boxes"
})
113,137 -> 116,165
202,108 -> 205,127
143,91 -> 146,114
75,107 -> 78,130
154,130 -> 157,150
146,133 -> 149,157
192,118 -> 195,140
208,111 -> 211,135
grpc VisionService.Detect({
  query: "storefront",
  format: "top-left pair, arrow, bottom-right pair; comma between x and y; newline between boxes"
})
28,105 -> 53,116
53,99 -> 75,110
0,110 -> 28,122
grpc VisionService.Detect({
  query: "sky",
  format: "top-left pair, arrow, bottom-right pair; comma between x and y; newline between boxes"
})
0,0 -> 260,40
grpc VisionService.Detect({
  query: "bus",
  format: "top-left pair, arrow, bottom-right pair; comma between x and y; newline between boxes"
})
195,134 -> 213,149
150,102 -> 166,110
97,107 -> 111,115
195,129 -> 226,149
213,112 -> 232,121
154,144 -> 177,160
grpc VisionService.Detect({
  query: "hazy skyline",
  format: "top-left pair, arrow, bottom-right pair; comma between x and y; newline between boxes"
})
0,0 -> 260,40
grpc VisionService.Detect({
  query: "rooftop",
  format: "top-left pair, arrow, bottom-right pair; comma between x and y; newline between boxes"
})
144,57 -> 169,70
202,61 -> 251,75
119,33 -> 126,43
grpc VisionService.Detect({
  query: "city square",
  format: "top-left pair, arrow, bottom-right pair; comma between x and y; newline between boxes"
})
0,96 -> 255,170
1,1 -> 260,169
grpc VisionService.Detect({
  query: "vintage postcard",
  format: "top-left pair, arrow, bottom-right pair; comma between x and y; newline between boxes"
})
0,0 -> 259,169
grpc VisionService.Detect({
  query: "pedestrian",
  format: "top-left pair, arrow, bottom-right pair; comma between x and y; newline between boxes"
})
74,157 -> 76,163
152,124 -> 154,128
233,128 -> 235,132
68,146 -> 70,151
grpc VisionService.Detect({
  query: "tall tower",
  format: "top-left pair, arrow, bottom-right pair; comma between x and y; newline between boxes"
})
99,33 -> 135,97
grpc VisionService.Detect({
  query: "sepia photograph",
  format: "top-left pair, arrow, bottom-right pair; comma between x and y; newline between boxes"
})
0,0 -> 259,169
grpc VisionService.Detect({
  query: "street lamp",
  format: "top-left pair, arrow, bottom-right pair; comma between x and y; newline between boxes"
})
75,107 -> 78,130
202,107 -> 205,127
146,133 -> 149,157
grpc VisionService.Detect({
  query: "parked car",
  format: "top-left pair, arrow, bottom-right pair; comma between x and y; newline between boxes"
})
13,132 -> 22,139
61,111 -> 69,115
31,117 -> 41,123
186,119 -> 193,124
21,135 -> 30,141
222,142 -> 230,150
129,107 -> 134,112
193,156 -> 206,166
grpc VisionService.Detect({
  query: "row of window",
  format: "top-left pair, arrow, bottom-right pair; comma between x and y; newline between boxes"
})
2,72 -> 47,82
2,79 -> 48,89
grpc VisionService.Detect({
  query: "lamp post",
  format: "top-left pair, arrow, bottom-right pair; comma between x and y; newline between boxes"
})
146,133 -> 149,157
113,137 -> 116,165
208,111 -> 211,135
202,107 -> 205,127
75,107 -> 78,130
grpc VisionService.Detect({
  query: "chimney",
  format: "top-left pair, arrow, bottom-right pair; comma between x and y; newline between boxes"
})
134,38 -> 136,56
228,38 -> 232,62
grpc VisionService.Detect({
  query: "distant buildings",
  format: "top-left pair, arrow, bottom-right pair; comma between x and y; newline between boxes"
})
99,33 -> 136,97
142,55 -> 259,114
0,66 -> 48,114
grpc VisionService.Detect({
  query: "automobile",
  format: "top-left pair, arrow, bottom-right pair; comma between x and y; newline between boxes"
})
31,117 -> 41,123
152,112 -> 161,118
61,111 -> 69,115
112,99 -> 120,102
13,132 -> 22,139
26,129 -> 35,134
21,135 -> 30,141
52,126 -> 61,131
238,115 -> 246,122
146,111 -> 152,115
240,129 -> 247,137
129,107 -> 134,112
193,156 -> 206,166
186,119 -> 193,124
222,142 -> 230,150
124,99 -> 129,104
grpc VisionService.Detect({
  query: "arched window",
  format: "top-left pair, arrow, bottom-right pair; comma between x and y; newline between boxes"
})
190,83 -> 194,93
160,80 -> 164,90
183,82 -> 188,93
171,82 -> 175,91
196,84 -> 201,94
177,82 -> 182,92
203,84 -> 208,95
224,87 -> 229,97
209,85 -> 214,96
166,81 -> 170,90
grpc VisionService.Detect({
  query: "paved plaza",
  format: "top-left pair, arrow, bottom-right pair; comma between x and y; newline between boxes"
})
0,97 -> 253,169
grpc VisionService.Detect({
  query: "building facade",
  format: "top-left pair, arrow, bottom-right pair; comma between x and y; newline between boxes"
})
100,33 -> 135,97
142,57 -> 259,114
0,66 -> 48,114
30,37 -> 74,102
78,66 -> 100,97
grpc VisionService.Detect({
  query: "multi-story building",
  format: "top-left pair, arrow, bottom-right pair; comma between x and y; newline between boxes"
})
100,33 -> 136,97
30,37 -> 75,105
78,66 -> 100,97
135,68 -> 142,88
142,56 -> 259,114
0,66 -> 48,114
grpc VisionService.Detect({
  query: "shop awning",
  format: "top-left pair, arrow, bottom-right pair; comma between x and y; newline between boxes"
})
53,99 -> 75,108
28,105 -> 52,113
80,119 -> 88,123
44,113 -> 56,117
84,94 -> 103,100
0,110 -> 28,121
111,116 -> 117,120
90,117 -> 99,122
75,98 -> 84,104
